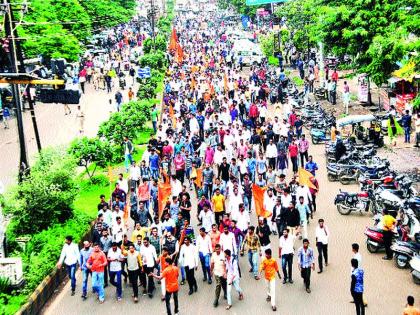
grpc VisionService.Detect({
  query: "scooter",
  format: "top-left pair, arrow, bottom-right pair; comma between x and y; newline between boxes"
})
391,236 -> 420,269
335,189 -> 372,215
409,254 -> 420,285
364,225 -> 398,253
311,128 -> 331,144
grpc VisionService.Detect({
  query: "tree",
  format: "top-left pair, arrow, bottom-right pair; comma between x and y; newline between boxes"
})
79,0 -> 131,29
315,0 -> 420,85
5,148 -> 77,235
68,137 -> 113,180
275,0 -> 318,56
97,100 -> 152,156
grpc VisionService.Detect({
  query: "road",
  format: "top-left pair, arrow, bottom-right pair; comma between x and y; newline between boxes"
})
41,101 -> 419,315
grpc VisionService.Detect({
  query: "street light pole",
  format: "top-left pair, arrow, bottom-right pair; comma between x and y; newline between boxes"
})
4,0 -> 29,179
150,0 -> 156,50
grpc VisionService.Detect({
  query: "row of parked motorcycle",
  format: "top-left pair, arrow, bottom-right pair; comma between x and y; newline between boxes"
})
324,133 -> 420,284
290,92 -> 420,285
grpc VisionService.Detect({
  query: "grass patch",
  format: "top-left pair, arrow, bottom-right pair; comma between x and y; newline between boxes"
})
74,179 -> 110,218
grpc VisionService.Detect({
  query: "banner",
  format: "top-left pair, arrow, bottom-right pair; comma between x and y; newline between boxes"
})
252,184 -> 271,218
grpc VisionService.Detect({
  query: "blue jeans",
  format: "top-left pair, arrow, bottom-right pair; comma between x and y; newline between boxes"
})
82,269 -> 91,296
109,270 -> 122,298
248,251 -> 259,277
227,278 -> 242,306
404,127 -> 411,143
181,266 -> 186,281
244,194 -> 252,212
125,154 -> 133,171
281,253 -> 293,280
152,120 -> 157,134
150,168 -> 159,180
66,264 -> 77,291
92,271 -> 105,301
199,252 -> 211,280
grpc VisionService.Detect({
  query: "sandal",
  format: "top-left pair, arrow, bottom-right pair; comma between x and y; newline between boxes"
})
239,293 -> 244,300
226,305 -> 232,310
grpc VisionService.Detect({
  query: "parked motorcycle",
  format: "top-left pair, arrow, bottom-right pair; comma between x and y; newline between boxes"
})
391,235 -> 420,269
364,225 -> 398,253
311,128 -> 331,144
335,189 -> 372,215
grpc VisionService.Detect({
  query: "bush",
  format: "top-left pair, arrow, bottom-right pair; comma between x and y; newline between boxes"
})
139,51 -> 167,70
137,81 -> 158,99
5,148 -> 77,235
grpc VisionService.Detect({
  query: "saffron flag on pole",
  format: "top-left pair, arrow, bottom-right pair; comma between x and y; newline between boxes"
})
194,168 -> 203,188
175,43 -> 184,63
158,181 -> 172,217
252,184 -> 271,218
298,168 -> 317,190
169,28 -> 178,51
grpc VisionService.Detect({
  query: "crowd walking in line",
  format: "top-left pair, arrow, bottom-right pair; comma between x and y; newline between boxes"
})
55,2 -> 420,315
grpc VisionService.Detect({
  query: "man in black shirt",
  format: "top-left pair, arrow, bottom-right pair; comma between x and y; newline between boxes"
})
285,201 -> 300,237
218,157 -> 230,185
256,217 -> 271,252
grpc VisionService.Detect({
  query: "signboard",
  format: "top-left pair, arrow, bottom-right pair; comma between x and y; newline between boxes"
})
357,74 -> 369,103
246,0 -> 288,6
137,67 -> 151,79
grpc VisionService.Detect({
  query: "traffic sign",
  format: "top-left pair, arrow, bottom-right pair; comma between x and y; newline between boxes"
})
137,67 -> 151,79
246,0 -> 288,5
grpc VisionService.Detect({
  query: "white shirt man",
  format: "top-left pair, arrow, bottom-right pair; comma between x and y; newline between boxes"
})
140,243 -> 157,268
111,220 -> 126,243
219,230 -> 237,255
279,232 -> 295,255
196,232 -> 212,256
179,241 -> 199,269
228,190 -> 243,216
199,208 -> 215,232
107,247 -> 123,272
58,241 -> 80,266
296,185 -> 312,205
130,163 -> 141,183
265,142 -> 277,160
232,208 -> 250,232
315,224 -> 329,245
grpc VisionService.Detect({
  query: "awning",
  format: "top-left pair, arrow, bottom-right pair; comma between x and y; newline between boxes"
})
337,114 -> 376,127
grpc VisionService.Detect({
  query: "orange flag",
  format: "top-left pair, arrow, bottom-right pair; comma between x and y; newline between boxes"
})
175,43 -> 184,63
298,168 -> 317,190
158,181 -> 172,217
169,28 -> 178,51
169,104 -> 174,117
252,184 -> 271,218
194,168 -> 203,188
223,74 -> 228,92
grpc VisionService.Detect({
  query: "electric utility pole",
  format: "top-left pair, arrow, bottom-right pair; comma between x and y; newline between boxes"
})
3,0 -> 29,179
